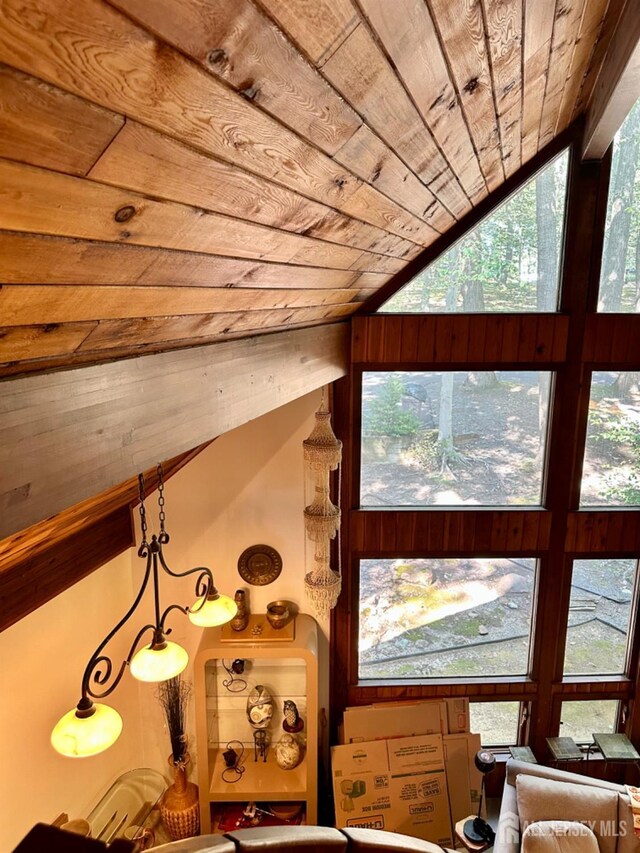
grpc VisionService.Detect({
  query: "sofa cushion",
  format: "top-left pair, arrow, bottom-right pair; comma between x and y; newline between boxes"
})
516,774 -> 618,853
617,794 -> 640,853
522,821 -> 599,853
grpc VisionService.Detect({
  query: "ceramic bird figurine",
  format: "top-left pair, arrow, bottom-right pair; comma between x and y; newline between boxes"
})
283,699 -> 304,733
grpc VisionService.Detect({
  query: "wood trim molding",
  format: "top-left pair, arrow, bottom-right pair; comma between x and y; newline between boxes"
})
583,3 -> 640,160
0,504 -> 134,633
0,323 -> 348,538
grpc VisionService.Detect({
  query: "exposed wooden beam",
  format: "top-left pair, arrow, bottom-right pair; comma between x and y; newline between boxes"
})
0,445 -> 209,632
0,323 -> 348,538
582,1 -> 640,160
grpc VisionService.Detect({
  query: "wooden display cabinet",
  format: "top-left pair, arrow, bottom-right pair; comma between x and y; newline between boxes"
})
194,614 -> 319,833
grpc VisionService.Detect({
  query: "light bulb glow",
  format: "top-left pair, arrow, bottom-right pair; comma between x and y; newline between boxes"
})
129,641 -> 188,682
51,703 -> 123,758
188,592 -> 237,627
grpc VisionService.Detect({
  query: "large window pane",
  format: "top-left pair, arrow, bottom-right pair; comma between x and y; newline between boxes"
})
358,557 -> 536,680
380,151 -> 568,313
598,97 -> 640,312
560,701 -> 618,745
563,559 -> 637,676
361,371 -> 552,507
580,372 -> 640,506
470,702 -> 520,747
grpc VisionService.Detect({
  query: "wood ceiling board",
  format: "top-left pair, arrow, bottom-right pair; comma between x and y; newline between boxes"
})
111,0 -> 361,157
0,307 -> 359,366
76,304 -> 360,351
0,232 -> 365,289
0,285 -> 364,327
583,0 -> 640,159
538,0 -> 588,150
340,183 -> 439,247
0,0 -> 363,211
554,0 -> 609,135
358,0 -> 487,204
571,0 -> 628,121
0,64 -> 124,176
0,159 -> 392,272
333,124 -> 454,232
0,318 -> 355,379
522,0 -> 556,163
0,323 -> 348,537
322,22 -> 469,217
90,122 -> 413,259
256,0 -> 359,67
483,0 -> 523,177
426,0 -> 505,192
0,323 -> 96,362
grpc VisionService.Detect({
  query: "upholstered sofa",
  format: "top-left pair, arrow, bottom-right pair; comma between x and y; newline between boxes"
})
15,824 -> 450,853
495,759 -> 639,853
153,825 -> 449,853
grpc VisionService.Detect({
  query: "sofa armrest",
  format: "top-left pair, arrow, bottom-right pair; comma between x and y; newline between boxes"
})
494,777 -> 521,853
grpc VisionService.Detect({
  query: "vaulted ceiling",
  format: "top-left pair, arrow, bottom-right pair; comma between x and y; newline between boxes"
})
0,0 -> 629,377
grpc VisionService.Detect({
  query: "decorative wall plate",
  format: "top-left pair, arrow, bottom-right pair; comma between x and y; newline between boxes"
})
237,544 -> 283,586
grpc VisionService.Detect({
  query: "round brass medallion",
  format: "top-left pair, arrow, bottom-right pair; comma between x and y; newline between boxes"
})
237,544 -> 283,586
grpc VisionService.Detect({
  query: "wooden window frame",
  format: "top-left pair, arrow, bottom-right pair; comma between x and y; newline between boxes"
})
331,128 -> 640,767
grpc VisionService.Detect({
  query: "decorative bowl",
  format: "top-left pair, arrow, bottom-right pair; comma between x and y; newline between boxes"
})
266,600 -> 290,629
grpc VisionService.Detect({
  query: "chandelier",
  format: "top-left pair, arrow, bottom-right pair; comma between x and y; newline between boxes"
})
51,465 -> 237,757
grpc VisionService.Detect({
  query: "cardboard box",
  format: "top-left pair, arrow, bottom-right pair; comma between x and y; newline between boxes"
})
332,741 -> 393,832
343,701 -> 445,743
445,698 -> 470,734
331,735 -> 453,846
387,733 -> 445,774
443,734 -> 472,827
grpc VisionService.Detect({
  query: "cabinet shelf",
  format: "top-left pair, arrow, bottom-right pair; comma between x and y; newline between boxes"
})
194,614 -> 319,832
207,748 -> 308,800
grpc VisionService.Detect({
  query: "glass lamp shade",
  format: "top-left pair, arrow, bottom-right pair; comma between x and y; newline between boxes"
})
51,703 -> 123,758
188,592 -> 237,627
129,641 -> 188,682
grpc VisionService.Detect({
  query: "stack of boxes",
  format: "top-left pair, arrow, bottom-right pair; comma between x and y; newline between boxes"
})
332,699 -> 482,845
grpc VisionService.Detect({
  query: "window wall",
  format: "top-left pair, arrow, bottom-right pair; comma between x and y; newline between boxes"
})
331,129 -> 640,761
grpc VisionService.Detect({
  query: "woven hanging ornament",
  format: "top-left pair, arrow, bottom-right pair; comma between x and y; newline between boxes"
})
304,567 -> 341,620
304,485 -> 340,542
303,399 -> 342,476
303,395 -> 342,618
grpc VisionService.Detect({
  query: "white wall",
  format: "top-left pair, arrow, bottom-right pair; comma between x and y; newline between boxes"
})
0,550 -> 145,850
0,388 -> 328,849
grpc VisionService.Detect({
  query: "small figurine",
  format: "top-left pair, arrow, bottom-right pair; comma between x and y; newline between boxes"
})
274,734 -> 302,770
283,699 -> 304,733
246,684 -> 273,729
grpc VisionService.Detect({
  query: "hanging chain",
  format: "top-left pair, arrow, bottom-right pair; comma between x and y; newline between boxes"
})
157,462 -> 166,535
138,473 -> 148,546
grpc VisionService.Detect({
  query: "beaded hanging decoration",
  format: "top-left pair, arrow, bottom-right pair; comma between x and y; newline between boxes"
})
302,391 -> 342,618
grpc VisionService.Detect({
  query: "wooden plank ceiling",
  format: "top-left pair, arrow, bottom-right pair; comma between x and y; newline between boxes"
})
0,0 -> 627,377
